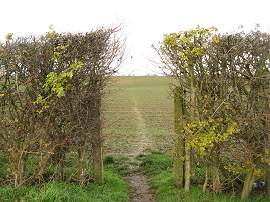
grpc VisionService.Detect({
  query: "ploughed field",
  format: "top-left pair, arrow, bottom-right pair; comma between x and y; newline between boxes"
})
103,76 -> 174,156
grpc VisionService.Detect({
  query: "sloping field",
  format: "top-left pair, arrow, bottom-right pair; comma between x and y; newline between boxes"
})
103,76 -> 174,156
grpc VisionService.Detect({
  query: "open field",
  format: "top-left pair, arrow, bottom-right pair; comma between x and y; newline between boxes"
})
102,76 -> 176,201
103,76 -> 174,156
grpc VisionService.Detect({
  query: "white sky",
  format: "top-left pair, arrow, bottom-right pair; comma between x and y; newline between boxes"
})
1,0 -> 270,75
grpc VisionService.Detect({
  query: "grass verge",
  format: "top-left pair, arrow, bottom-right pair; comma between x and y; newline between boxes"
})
138,151 -> 270,202
0,171 -> 129,202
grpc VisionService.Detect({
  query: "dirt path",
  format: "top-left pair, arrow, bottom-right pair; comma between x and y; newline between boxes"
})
126,96 -> 155,202
131,95 -> 151,157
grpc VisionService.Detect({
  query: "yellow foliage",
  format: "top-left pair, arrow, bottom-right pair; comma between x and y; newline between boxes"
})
212,35 -> 220,44
185,117 -> 237,157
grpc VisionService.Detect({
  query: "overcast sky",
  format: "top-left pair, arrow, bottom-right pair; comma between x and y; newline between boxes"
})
1,0 -> 270,75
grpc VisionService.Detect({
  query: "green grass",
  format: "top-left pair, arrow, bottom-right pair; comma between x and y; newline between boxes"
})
139,152 -> 270,202
137,151 -> 173,176
104,155 -> 133,176
0,151 -> 130,202
0,171 -> 129,202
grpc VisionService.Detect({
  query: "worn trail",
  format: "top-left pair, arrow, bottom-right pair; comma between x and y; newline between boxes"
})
127,96 -> 154,202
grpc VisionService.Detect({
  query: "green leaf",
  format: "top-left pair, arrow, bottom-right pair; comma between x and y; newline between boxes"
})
57,87 -> 66,97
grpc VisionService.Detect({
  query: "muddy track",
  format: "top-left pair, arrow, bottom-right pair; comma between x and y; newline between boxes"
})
127,96 -> 155,202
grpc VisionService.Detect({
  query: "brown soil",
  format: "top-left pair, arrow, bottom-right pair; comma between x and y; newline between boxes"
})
126,174 -> 154,202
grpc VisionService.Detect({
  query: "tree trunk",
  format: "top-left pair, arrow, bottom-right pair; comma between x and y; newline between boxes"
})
241,169 -> 255,200
203,166 -> 208,193
90,91 -> 104,185
15,156 -> 26,187
78,149 -> 86,186
55,158 -> 64,181
92,139 -> 104,184
184,67 -> 196,192
212,163 -> 221,193
54,149 -> 65,181
173,87 -> 185,188
212,150 -> 221,193
184,147 -> 191,191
